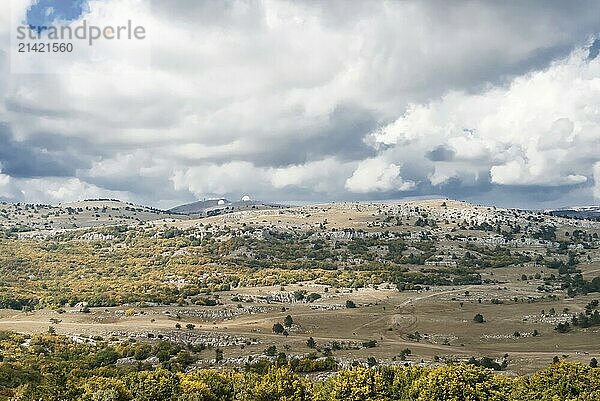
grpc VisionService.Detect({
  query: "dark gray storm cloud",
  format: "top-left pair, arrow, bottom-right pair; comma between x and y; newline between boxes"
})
588,39 -> 600,60
236,104 -> 378,167
426,146 -> 455,162
0,124 -> 90,178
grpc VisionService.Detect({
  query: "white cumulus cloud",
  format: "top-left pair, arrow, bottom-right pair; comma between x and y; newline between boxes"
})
366,45 -> 600,197
345,157 -> 415,193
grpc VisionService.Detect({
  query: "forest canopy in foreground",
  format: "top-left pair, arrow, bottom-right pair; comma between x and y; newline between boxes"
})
0,333 -> 598,401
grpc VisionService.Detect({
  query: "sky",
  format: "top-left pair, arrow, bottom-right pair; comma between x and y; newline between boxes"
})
1,0 -> 600,209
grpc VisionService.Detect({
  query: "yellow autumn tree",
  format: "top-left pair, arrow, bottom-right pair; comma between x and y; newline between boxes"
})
410,363 -> 512,401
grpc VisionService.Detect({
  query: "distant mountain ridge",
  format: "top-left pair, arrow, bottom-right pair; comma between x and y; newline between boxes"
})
546,205 -> 600,220
169,198 -> 288,216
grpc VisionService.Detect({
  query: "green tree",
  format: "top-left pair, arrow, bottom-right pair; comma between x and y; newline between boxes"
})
95,347 -> 120,366
215,348 -> 224,363
264,345 -> 277,357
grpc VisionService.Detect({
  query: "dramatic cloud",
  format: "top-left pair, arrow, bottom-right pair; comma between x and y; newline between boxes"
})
345,158 -> 415,193
366,46 -> 600,203
172,158 -> 355,200
1,0 -> 600,208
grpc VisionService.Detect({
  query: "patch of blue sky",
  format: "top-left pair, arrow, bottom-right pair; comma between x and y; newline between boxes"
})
26,0 -> 90,27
